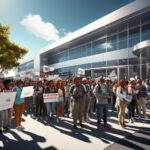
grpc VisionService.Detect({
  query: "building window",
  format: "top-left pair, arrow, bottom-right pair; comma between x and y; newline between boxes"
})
129,27 -> 140,47
92,61 -> 106,68
118,31 -> 127,49
107,34 -> 118,52
86,43 -> 91,56
92,38 -> 106,55
119,59 -> 128,65
107,60 -> 118,66
69,45 -> 86,60
142,22 -> 150,41
58,50 -> 68,63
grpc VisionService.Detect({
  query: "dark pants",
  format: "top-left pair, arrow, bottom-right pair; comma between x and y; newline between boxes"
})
111,95 -> 116,111
96,104 -> 108,126
128,97 -> 136,119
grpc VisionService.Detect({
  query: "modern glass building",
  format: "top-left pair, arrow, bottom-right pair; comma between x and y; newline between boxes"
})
16,60 -> 34,78
39,0 -> 150,80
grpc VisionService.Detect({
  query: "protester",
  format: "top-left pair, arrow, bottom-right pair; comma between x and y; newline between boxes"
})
13,80 -> 25,131
127,79 -> 137,123
55,79 -> 65,123
116,80 -> 128,128
136,79 -> 147,118
70,77 -> 85,129
44,80 -> 57,124
82,78 -> 91,122
93,77 -> 109,130
0,81 -> 5,134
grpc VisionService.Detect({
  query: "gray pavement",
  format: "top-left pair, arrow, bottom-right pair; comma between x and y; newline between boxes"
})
0,111 -> 150,150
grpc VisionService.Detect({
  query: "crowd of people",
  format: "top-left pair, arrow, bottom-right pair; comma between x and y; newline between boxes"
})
0,76 -> 150,133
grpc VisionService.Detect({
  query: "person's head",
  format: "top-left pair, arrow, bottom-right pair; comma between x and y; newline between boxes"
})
118,80 -> 125,87
3,79 -> 12,90
0,81 -> 4,90
49,80 -> 55,87
55,79 -> 63,89
97,76 -> 105,84
73,76 -> 81,85
137,79 -> 142,85
15,80 -> 23,87
82,78 -> 87,84
145,79 -> 149,84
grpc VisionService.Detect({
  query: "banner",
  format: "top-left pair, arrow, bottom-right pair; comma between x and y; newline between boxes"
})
43,65 -> 50,73
124,95 -> 132,102
118,93 -> 132,102
0,92 -> 16,111
43,93 -> 63,103
77,68 -> 85,75
21,86 -> 34,98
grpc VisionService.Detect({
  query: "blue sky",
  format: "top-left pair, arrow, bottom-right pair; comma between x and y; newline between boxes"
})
0,0 -> 134,61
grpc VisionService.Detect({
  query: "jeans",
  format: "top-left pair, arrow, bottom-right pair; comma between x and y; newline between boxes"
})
0,111 -> 2,128
96,103 -> 108,126
46,103 -> 55,117
128,97 -> 136,119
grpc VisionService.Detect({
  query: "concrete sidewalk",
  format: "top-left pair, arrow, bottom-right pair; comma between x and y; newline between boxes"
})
0,111 -> 150,150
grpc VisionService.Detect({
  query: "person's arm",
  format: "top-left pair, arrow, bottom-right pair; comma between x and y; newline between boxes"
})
93,85 -> 100,98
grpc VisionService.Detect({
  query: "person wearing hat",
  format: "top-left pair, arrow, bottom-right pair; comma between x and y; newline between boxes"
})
70,76 -> 85,129
93,76 -> 109,130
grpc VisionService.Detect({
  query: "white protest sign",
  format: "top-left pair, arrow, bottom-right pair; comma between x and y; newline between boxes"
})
124,95 -> 132,102
0,92 -> 16,111
47,74 -> 59,80
77,68 -> 85,75
43,65 -> 50,73
118,93 -> 132,102
43,93 -> 63,103
108,70 -> 117,81
21,86 -> 34,98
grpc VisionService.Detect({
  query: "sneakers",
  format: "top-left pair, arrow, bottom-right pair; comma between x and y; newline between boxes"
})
3,126 -> 10,131
103,124 -> 111,129
16,125 -> 25,131
56,118 -> 60,123
0,129 -> 3,134
73,124 -> 78,130
80,124 -> 85,128
97,124 -> 103,130
129,118 -> 134,123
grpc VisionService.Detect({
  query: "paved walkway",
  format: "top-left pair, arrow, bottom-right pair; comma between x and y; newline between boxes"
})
0,111 -> 150,150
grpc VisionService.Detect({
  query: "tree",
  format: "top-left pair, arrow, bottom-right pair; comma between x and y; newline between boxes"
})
0,24 -> 27,73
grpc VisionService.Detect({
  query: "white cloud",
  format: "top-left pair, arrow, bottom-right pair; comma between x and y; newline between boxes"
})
21,14 -> 60,42
64,31 -> 72,36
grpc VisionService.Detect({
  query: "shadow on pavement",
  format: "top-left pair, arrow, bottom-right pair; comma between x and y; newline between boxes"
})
0,129 -> 46,150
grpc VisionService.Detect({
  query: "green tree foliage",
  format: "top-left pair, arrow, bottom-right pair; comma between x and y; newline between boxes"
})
0,24 -> 27,72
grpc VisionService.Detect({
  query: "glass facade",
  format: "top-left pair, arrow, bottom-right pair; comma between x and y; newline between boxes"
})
40,10 -> 150,80
18,60 -> 34,72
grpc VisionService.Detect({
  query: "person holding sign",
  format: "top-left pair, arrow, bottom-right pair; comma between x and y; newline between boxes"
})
44,80 -> 57,124
13,80 -> 25,131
